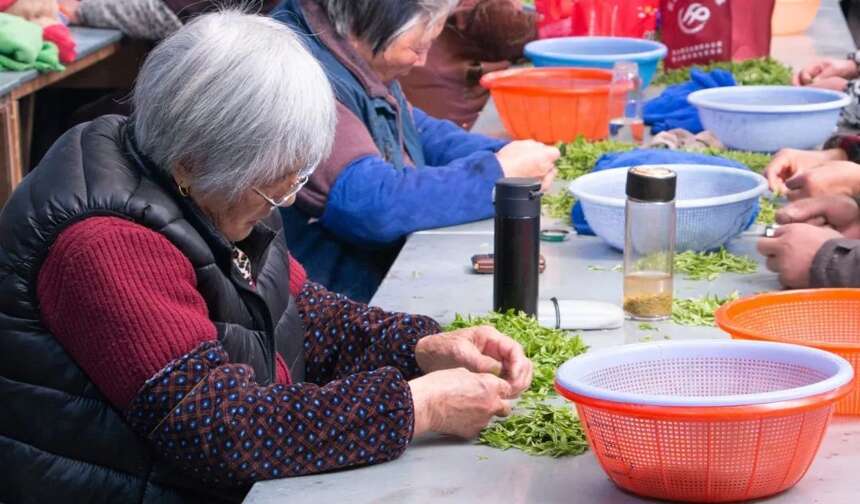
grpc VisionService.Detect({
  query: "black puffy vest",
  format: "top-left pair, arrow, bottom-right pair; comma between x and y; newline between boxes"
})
0,116 -> 304,503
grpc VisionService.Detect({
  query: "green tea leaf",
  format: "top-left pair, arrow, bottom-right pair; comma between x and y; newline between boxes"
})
652,58 -> 793,87
757,196 -> 780,225
555,136 -> 636,181
446,311 -> 588,401
700,148 -> 773,174
672,292 -> 739,326
542,189 -> 576,221
478,402 -> 589,458
674,248 -> 758,281
447,312 -> 591,458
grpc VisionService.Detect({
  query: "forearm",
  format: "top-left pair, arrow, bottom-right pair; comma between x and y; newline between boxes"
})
77,0 -> 181,40
415,107 -> 507,166
127,341 -> 414,485
811,238 -> 860,287
297,282 -> 441,383
320,152 -> 501,245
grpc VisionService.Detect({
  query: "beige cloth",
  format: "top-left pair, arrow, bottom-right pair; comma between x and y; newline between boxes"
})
647,128 -> 724,151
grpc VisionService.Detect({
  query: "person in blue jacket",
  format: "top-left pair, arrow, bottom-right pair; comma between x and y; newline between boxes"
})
271,0 -> 559,302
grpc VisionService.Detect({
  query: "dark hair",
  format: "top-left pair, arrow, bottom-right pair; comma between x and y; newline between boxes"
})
317,0 -> 455,54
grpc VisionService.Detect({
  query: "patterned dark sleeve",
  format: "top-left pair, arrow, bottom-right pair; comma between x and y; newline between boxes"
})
296,282 -> 442,384
126,341 -> 414,487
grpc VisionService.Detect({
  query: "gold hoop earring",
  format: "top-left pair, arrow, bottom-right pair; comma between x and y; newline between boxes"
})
177,183 -> 190,197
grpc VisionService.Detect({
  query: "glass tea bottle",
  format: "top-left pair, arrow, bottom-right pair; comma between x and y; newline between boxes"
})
622,166 -> 677,320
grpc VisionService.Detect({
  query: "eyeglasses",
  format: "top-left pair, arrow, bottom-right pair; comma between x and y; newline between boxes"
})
254,175 -> 309,208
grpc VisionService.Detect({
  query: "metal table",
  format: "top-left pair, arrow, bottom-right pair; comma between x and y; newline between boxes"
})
247,229 -> 860,504
248,2 -> 860,502
246,417 -> 859,504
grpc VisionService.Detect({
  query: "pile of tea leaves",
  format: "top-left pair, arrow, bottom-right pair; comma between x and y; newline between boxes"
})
445,311 -> 589,457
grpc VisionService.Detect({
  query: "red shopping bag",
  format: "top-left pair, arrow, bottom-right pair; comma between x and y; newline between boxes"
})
536,0 -> 659,40
660,0 -> 776,69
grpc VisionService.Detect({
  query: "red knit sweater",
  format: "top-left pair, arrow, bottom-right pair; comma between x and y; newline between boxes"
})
37,217 -> 305,410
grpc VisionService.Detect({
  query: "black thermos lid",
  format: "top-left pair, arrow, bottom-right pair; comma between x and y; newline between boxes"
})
494,177 -> 542,218
626,166 -> 677,202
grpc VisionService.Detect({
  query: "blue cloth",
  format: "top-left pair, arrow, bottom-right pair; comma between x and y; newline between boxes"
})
643,69 -> 736,134
571,149 -> 758,235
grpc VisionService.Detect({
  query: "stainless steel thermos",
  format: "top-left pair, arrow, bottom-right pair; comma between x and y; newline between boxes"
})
493,177 -> 542,317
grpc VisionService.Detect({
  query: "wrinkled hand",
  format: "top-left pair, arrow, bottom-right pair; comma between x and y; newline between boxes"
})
415,326 -> 533,397
795,59 -> 858,86
496,140 -> 560,192
409,368 -> 513,438
805,76 -> 849,92
758,224 -> 843,288
764,148 -> 847,194
784,161 -> 860,201
777,196 -> 860,239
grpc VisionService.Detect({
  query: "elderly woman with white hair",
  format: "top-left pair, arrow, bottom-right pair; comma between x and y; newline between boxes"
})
271,0 -> 560,302
0,11 -> 533,504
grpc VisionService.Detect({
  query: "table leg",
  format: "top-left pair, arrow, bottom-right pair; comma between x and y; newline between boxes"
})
19,94 -> 35,171
0,95 -> 22,207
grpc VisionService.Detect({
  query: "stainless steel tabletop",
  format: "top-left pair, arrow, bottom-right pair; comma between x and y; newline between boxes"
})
247,417 -> 859,504
248,2 -> 860,502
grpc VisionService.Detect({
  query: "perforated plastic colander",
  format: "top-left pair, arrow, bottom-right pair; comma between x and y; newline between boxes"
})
716,288 -> 860,415
569,164 -> 767,252
555,340 -> 854,503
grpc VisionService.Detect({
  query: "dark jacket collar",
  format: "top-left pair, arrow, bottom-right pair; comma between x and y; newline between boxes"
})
122,124 -> 277,275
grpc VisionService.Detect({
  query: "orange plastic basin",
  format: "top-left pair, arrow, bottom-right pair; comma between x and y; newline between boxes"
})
558,384 -> 850,502
480,67 -> 620,144
716,289 -> 860,415
772,0 -> 821,35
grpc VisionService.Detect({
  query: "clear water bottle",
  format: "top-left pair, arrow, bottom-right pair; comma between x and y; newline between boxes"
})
609,62 -> 645,145
622,167 -> 677,321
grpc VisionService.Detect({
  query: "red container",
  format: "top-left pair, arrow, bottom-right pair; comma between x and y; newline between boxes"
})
535,0 -> 659,40
559,387 -> 850,502
555,340 -> 854,502
716,289 -> 860,416
480,67 -> 622,143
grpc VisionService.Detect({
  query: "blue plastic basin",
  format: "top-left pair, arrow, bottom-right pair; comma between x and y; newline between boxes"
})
688,86 -> 851,152
524,37 -> 667,88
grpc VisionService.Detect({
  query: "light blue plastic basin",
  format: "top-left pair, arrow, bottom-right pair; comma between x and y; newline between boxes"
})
688,86 -> 851,152
524,36 -> 667,88
569,164 -> 767,252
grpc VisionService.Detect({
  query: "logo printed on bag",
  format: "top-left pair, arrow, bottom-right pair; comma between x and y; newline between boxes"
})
678,2 -> 711,34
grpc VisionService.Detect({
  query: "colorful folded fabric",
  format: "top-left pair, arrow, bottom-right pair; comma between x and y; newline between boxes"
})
0,12 -> 64,72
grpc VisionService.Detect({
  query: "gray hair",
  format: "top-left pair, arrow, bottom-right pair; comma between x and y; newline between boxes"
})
131,10 -> 336,202
317,0 -> 458,54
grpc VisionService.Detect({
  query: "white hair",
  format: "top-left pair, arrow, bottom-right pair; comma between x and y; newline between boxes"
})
132,10 -> 336,202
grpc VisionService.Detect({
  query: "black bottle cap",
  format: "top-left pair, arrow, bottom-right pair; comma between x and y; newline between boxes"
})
494,177 -> 542,218
626,166 -> 677,202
